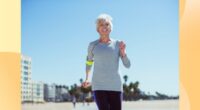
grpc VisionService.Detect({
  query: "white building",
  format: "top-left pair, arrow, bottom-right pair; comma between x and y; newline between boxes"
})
32,81 -> 44,103
21,55 -> 32,102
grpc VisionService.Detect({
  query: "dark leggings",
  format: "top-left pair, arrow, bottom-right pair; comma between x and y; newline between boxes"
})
93,90 -> 122,110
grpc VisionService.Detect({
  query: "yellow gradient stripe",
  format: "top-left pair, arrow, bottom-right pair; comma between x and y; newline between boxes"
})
0,0 -> 20,52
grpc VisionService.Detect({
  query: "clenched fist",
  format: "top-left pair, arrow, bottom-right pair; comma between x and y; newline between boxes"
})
119,41 -> 126,57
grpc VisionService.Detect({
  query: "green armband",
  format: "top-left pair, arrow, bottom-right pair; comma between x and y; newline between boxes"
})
86,61 -> 93,66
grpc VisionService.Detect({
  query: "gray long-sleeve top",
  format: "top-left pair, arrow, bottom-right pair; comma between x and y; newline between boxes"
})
86,38 -> 131,92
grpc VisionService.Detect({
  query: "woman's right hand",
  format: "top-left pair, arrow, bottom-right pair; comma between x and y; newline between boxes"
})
82,79 -> 91,88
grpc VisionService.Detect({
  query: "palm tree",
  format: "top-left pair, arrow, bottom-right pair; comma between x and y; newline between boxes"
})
80,78 -> 83,85
63,85 -> 69,91
68,85 -> 75,96
122,75 -> 128,100
135,81 -> 139,88
133,81 -> 140,93
123,75 -> 128,85
129,82 -> 134,91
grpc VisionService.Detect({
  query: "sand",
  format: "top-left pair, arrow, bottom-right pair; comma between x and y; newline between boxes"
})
22,100 -> 178,110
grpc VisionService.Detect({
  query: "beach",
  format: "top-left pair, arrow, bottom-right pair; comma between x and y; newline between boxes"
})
22,100 -> 178,110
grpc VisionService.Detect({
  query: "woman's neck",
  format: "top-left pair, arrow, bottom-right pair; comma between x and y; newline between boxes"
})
99,35 -> 110,43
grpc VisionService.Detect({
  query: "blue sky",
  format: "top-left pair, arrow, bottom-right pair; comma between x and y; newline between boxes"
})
22,0 -> 178,95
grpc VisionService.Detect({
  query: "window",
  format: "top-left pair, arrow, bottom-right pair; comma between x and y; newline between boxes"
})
24,60 -> 29,64
24,77 -> 28,81
24,72 -> 28,75
37,88 -> 40,92
23,66 -> 28,70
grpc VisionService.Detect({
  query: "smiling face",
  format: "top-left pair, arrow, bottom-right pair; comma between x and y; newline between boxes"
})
97,20 -> 112,36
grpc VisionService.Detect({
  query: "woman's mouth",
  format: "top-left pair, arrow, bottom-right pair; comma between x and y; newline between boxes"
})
103,29 -> 107,32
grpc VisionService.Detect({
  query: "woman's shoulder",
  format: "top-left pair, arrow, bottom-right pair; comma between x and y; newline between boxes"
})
87,39 -> 99,51
89,39 -> 99,46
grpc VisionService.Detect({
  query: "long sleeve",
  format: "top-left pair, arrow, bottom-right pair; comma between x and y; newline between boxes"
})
121,54 -> 131,68
89,38 -> 130,92
116,40 -> 131,68
86,43 -> 94,71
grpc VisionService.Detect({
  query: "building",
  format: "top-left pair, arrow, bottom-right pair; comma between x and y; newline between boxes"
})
55,85 -> 70,102
21,54 -> 44,103
21,55 -> 70,103
44,84 -> 49,102
44,83 -> 56,102
32,81 -> 44,103
21,55 -> 32,103
44,84 -> 70,102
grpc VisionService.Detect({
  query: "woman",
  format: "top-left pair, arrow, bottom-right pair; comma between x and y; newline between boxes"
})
82,14 -> 131,110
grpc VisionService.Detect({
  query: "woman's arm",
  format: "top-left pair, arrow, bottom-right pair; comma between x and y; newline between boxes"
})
119,41 -> 131,68
82,69 -> 91,88
82,43 -> 94,87
121,54 -> 131,68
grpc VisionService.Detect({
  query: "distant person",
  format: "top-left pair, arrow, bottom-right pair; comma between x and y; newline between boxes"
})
82,13 -> 131,110
82,98 -> 85,106
72,96 -> 76,108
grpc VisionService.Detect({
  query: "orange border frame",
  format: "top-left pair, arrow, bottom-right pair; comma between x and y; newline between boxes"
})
180,0 -> 200,110
1,0 -> 200,110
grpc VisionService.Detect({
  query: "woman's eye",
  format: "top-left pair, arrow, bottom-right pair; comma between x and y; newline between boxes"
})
100,24 -> 104,26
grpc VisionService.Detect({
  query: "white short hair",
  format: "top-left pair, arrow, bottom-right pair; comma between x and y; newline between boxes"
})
96,13 -> 113,31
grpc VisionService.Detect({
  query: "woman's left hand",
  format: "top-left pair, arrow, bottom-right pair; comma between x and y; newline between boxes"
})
82,79 -> 91,88
119,41 -> 126,57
